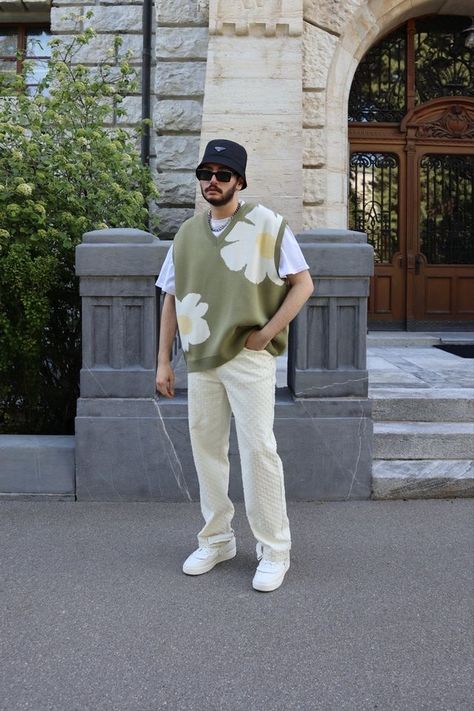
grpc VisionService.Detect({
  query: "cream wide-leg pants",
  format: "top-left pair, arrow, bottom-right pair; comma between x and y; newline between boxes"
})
187,347 -> 291,563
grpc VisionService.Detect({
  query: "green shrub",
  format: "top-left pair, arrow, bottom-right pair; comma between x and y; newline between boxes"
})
0,24 -> 159,434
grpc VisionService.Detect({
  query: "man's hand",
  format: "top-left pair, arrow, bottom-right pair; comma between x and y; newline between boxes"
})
156,362 -> 175,398
244,328 -> 270,351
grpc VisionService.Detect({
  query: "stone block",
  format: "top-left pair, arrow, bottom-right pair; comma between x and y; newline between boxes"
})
371,392 -> 474,423
303,204 -> 326,230
372,460 -> 474,500
117,95 -> 143,124
154,99 -> 203,131
303,91 -> 325,128
50,7 -> 80,32
207,34 -> 301,81
374,423 -> 474,460
274,400 -> 372,501
52,33 -> 115,64
340,1 -> 378,56
157,0 -> 208,26
75,232 -> 166,276
158,170 -> 195,204
83,6 -> 143,33
155,135 -> 201,170
75,396 -> 372,501
204,76 -> 300,116
155,208 -> 195,238
303,168 -> 325,204
303,22 -> 338,90
75,398 -> 199,502
303,128 -> 325,167
156,28 -> 209,60
296,240 -> 374,277
327,170 -> 347,206
117,34 -> 144,63
156,62 -> 206,97
303,0 -> 364,37
0,436 -> 75,495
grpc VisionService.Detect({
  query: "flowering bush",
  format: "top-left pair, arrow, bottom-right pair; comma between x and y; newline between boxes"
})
0,24 -> 159,433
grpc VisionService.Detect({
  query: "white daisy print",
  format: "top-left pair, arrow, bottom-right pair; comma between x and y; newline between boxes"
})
220,207 -> 284,285
175,293 -> 210,352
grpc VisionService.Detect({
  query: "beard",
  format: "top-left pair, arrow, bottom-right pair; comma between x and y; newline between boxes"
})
201,182 -> 238,207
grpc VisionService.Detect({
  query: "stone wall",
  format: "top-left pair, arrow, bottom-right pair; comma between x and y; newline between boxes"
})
49,1 -> 209,239
14,0 -> 474,236
198,0 -> 304,231
51,1 -> 151,130
154,0 -> 210,237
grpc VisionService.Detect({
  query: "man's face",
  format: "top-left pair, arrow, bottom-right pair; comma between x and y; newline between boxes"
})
198,163 -> 243,207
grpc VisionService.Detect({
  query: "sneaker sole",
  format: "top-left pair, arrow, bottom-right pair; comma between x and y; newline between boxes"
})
252,576 -> 285,592
182,547 -> 236,576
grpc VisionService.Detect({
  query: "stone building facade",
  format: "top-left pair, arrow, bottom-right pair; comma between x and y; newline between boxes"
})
1,0 -> 472,243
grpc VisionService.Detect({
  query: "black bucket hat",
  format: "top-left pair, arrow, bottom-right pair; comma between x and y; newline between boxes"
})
196,139 -> 248,189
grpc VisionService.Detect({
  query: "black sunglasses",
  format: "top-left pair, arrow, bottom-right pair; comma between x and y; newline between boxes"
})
196,168 -> 236,182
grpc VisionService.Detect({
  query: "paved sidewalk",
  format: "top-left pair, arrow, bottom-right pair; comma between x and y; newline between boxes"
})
1,499 -> 472,711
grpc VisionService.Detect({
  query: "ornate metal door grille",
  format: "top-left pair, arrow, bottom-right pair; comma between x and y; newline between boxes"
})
348,27 -> 406,123
349,16 -> 474,125
419,154 -> 474,264
349,153 -> 399,263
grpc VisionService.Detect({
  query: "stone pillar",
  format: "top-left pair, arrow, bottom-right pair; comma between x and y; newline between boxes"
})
288,229 -> 374,397
74,229 -> 197,501
275,228 -> 374,500
198,0 -> 304,230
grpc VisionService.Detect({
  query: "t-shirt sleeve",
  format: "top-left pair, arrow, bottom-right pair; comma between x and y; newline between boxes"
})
155,244 -> 176,295
278,225 -> 310,277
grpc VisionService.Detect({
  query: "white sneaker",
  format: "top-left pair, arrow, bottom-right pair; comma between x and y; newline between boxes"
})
182,538 -> 236,575
252,542 -> 290,592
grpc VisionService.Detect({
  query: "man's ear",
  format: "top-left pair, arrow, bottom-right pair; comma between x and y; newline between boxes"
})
235,176 -> 244,191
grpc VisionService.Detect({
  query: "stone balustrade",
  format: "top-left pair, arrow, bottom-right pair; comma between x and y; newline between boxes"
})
73,227 -> 374,501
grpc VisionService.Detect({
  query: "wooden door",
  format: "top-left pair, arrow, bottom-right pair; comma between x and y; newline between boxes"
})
348,16 -> 474,329
349,143 -> 407,327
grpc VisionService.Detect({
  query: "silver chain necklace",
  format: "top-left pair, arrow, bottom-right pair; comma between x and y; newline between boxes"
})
208,201 -> 241,233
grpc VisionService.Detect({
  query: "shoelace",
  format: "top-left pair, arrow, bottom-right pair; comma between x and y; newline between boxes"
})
258,559 -> 282,571
197,546 -> 215,556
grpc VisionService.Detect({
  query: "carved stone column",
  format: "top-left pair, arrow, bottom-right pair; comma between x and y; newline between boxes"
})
74,229 -> 197,501
288,229 -> 374,397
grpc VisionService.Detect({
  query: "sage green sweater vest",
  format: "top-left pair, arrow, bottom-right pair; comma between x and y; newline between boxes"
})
173,202 -> 289,373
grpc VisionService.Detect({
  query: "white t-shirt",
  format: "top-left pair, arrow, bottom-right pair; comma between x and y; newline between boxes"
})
156,212 -> 309,295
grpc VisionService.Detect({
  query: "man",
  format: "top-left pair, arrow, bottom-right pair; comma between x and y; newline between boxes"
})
156,139 -> 313,592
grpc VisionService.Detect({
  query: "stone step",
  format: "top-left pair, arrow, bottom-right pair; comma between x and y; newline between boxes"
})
367,331 -> 474,347
372,459 -> 474,500
370,389 -> 474,422
374,422 -> 474,459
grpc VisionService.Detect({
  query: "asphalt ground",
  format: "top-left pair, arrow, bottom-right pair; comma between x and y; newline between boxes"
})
1,499 -> 473,711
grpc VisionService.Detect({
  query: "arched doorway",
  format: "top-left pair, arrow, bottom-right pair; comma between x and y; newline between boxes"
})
348,15 -> 474,330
